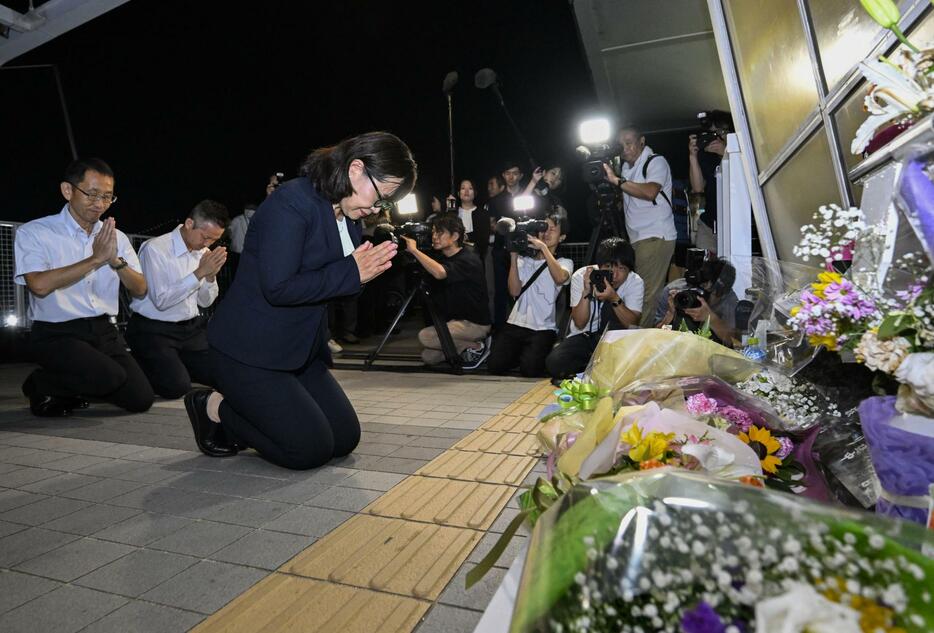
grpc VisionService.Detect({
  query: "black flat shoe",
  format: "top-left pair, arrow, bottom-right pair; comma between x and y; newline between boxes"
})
60,397 -> 90,410
30,395 -> 73,418
183,389 -> 237,457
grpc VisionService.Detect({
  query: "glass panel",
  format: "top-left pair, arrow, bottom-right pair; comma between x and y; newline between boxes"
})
762,128 -> 842,262
808,0 -> 884,91
724,0 -> 819,169
834,82 -> 869,171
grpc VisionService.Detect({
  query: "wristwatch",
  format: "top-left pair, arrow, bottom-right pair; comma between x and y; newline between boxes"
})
618,176 -> 628,188
110,257 -> 128,270
611,298 -> 624,307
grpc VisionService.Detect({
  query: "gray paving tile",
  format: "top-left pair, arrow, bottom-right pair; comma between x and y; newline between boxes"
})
407,435 -> 462,450
1,496 -> 90,526
42,504 -> 141,536
167,470 -> 281,498
76,549 -> 198,597
437,565 -> 508,611
254,478 -> 332,504
305,486 -> 382,512
340,470 -> 407,491
466,532 -> 528,569
416,603 -> 484,633
14,537 -> 135,582
489,507 -> 523,534
211,529 -> 316,570
354,442 -> 400,456
370,457 -> 428,475
141,560 -> 266,615
40,453 -> 113,473
78,600 -> 204,633
0,569 -> 61,615
198,497 -> 293,528
4,449 -> 75,467
1,466 -> 60,487
422,427 -> 473,439
0,519 -> 26,538
149,520 -> 252,557
0,462 -> 21,474
388,446 -> 446,460
19,472 -> 102,495
0,583 -> 127,633
108,485 -> 234,517
0,446 -> 42,463
92,512 -> 195,546
61,478 -> 146,503
328,453 -> 385,470
0,488 -> 48,513
262,506 -> 353,537
0,527 -> 78,567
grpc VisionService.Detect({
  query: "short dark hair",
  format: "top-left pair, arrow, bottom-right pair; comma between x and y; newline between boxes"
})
596,237 -> 635,271
704,258 -> 736,296
699,110 -> 734,133
431,214 -> 465,246
188,199 -> 230,229
302,131 -> 417,204
546,211 -> 568,237
502,160 -> 523,173
618,125 -> 642,138
64,158 -> 113,185
489,174 -> 506,188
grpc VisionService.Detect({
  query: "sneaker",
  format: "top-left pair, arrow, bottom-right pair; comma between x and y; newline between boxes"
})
328,339 -> 343,354
460,340 -> 491,370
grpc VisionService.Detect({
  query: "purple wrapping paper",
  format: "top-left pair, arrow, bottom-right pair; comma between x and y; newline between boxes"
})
859,396 -> 934,524
900,159 -> 934,265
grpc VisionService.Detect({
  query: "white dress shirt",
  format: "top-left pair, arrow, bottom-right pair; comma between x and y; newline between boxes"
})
129,226 -> 218,322
621,145 -> 677,243
507,255 -> 573,332
14,205 -> 142,323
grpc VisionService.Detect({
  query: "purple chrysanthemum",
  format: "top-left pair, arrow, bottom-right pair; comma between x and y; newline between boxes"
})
681,601 -> 726,633
718,405 -> 753,432
776,436 -> 794,460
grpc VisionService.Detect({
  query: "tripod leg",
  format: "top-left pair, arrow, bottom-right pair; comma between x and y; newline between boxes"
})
421,287 -> 462,372
366,285 -> 418,368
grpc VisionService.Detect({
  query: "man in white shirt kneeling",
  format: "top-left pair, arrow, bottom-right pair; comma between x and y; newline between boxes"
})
127,200 -> 228,399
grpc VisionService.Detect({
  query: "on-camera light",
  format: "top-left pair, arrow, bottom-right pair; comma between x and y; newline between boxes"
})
578,118 -> 611,145
397,193 -> 418,216
512,195 -> 534,212
4,314 -> 18,327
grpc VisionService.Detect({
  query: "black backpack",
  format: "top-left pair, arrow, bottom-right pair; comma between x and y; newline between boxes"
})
641,154 -> 672,207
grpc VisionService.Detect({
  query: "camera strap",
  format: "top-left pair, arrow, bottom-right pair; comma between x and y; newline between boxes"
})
516,262 -> 549,299
642,155 -> 672,208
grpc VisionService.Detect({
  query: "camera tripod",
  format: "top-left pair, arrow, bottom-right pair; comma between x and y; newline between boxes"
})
365,268 -> 462,372
584,191 -> 626,265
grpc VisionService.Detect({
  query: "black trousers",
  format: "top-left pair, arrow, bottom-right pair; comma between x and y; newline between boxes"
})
545,333 -> 599,381
126,314 -> 214,399
210,346 -> 361,470
487,323 -> 557,377
26,316 -> 154,413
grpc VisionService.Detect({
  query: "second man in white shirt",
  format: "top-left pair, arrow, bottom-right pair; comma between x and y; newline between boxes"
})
127,200 -> 229,399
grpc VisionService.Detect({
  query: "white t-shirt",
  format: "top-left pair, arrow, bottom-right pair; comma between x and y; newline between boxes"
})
336,217 -> 354,256
508,255 -> 573,332
622,145 -> 677,243
457,206 -> 475,234
568,266 -> 645,335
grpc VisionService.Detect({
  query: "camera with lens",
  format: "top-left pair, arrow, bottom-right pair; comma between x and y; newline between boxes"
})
589,268 -> 614,293
696,131 -> 722,149
394,221 -> 433,251
445,197 -> 458,213
506,218 -> 548,257
673,248 -> 710,327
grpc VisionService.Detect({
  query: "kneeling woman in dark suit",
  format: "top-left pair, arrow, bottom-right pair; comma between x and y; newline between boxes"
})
184,131 -> 416,469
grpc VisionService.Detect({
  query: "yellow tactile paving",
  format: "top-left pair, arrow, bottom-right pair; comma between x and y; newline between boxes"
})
364,476 -> 514,529
191,573 -> 428,633
416,450 -> 536,485
480,412 -> 541,434
282,515 -> 480,600
193,379 -> 551,633
452,429 -> 541,456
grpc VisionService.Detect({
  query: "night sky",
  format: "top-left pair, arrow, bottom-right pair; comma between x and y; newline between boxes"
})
2,0 -> 601,240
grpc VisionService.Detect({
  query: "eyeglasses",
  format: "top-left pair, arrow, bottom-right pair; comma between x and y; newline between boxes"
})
72,183 -> 117,205
364,169 -> 395,212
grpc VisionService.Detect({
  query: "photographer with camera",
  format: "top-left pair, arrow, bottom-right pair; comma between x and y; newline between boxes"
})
401,215 -> 492,369
689,110 -> 734,254
601,126 -> 677,328
545,237 -> 644,381
655,251 -> 739,346
487,213 -> 572,377
522,164 -> 567,219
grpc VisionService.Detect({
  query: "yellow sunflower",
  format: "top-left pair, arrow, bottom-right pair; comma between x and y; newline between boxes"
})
738,425 -> 782,474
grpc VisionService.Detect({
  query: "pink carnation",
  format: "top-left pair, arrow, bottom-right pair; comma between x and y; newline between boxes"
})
776,436 -> 794,460
686,394 -> 719,416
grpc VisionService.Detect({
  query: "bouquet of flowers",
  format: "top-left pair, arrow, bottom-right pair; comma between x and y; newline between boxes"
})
508,470 -> 934,633
736,368 -> 842,430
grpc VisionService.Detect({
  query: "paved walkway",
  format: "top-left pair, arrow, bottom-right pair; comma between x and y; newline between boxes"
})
0,364 -> 546,632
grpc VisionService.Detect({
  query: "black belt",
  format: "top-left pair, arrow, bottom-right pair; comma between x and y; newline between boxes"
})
132,313 -> 201,326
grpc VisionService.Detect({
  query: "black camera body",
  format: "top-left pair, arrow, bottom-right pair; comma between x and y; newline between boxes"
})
446,197 -> 458,213
395,221 -> 433,251
696,131 -> 722,149
589,269 -> 614,293
507,218 -> 548,257
673,248 -> 710,328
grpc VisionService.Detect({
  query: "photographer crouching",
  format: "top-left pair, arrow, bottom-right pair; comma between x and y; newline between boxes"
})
487,213 -> 572,377
402,215 -> 492,369
655,249 -> 739,346
545,237 -> 644,380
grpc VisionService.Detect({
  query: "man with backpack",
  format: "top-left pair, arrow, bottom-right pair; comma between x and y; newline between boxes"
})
602,125 -> 676,327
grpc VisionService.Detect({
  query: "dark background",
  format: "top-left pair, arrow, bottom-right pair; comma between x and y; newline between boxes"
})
1,0 -> 694,242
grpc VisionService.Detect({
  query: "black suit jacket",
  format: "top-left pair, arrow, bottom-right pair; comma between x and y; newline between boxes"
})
208,178 -> 361,370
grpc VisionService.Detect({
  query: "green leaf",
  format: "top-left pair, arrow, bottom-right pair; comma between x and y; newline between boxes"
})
877,312 -> 915,339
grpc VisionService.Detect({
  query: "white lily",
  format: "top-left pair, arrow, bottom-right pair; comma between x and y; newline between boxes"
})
681,442 -> 735,473
851,56 -> 929,154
